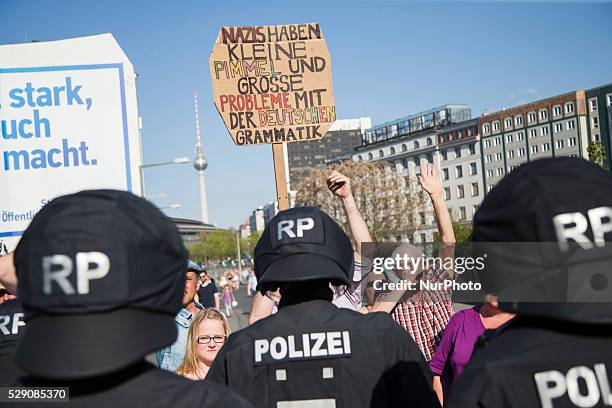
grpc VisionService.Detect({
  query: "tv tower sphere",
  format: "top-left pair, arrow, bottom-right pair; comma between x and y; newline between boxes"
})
194,155 -> 207,171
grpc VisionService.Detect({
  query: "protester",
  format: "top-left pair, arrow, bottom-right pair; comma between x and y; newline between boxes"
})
248,170 -> 373,323
207,206 -> 439,407
11,189 -> 252,407
197,270 -> 220,310
156,260 -> 204,372
365,162 -> 456,361
176,308 -> 231,380
446,157 -> 612,407
429,294 -> 515,405
221,284 -> 236,317
0,282 -> 26,386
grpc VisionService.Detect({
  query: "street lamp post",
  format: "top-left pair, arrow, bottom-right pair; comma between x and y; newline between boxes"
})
139,157 -> 190,197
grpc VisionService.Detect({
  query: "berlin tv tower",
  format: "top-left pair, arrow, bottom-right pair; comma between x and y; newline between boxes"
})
193,94 -> 209,224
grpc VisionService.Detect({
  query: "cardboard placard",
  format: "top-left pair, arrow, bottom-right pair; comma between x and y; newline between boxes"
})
209,23 -> 336,146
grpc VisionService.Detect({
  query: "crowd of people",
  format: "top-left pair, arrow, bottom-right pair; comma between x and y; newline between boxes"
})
0,157 -> 611,407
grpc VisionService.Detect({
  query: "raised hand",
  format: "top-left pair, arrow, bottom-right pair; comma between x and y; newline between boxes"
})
327,170 -> 352,199
418,162 -> 443,197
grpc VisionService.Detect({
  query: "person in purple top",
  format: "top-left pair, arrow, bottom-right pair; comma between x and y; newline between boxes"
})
429,294 -> 514,406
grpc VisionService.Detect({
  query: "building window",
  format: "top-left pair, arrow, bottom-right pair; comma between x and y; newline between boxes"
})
457,185 -> 465,199
444,187 -> 451,200
495,152 -> 503,161
456,165 -> 463,178
543,143 -> 550,152
553,105 -> 562,117
402,158 -> 408,169
473,204 -> 480,215
541,126 -> 549,136
487,184 -> 494,192
592,117 -> 599,129
515,115 -> 524,126
493,121 -> 500,132
379,149 -> 384,158
427,137 -> 433,146
442,168 -> 449,180
470,162 -> 478,175
518,148 -> 526,157
441,150 -> 448,160
539,109 -> 548,120
530,129 -> 537,138
495,137 -> 501,146
486,154 -> 492,163
390,147 -> 396,155
485,139 -> 492,148
608,95 -> 612,106
590,99 -> 598,111
455,147 -> 462,158
459,207 -> 466,220
507,150 -> 515,159
496,167 -> 504,176
569,137 -> 577,147
487,169 -> 494,178
414,141 -> 420,149
556,139 -> 564,149
419,213 -> 426,225
427,152 -> 434,162
483,124 -> 490,134
555,123 -> 563,133
469,143 -> 476,155
368,152 -> 373,160
566,102 -> 574,114
505,118 -> 512,129
358,155 -> 363,161
567,120 -> 575,130
528,112 -> 536,123
471,183 -> 479,197
506,134 -> 513,144
531,145 -> 539,154
402,144 -> 407,152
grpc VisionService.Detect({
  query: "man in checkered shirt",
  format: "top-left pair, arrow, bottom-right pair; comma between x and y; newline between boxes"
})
365,162 -> 456,361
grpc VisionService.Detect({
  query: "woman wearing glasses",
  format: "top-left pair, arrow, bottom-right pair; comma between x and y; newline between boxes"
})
176,308 -> 231,380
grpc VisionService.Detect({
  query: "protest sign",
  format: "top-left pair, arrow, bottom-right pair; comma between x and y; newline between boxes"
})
0,34 -> 142,250
209,23 -> 336,146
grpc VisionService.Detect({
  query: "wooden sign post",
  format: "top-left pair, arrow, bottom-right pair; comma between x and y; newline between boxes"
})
209,23 -> 336,211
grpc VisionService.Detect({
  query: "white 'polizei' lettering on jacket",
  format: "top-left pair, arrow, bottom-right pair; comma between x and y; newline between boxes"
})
254,331 -> 351,364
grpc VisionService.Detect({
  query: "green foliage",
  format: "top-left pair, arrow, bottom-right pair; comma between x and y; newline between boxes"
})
188,229 -> 237,263
587,141 -> 608,169
433,222 -> 473,244
240,231 -> 262,259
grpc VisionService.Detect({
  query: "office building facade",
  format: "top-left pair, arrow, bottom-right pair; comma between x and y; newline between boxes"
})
585,83 -> 612,169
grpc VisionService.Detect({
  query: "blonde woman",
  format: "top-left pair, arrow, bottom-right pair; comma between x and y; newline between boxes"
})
176,308 -> 231,380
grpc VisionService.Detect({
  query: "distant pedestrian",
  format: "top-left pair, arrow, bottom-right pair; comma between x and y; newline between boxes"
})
222,285 -> 236,317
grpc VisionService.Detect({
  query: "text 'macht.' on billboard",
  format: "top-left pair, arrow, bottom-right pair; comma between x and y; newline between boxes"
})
209,23 -> 336,146
0,34 -> 142,250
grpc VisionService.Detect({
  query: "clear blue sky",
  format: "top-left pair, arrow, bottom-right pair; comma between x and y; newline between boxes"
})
2,0 -> 611,228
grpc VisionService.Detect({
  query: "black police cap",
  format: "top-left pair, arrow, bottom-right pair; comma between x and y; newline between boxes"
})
254,207 -> 354,288
473,157 -> 612,323
14,190 -> 188,380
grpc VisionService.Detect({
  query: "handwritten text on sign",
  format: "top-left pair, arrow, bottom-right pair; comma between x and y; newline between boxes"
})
210,23 -> 336,146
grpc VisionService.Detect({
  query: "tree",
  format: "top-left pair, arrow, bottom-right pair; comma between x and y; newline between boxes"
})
240,230 -> 262,259
294,160 -> 429,241
587,140 -> 608,169
434,222 -> 473,244
188,229 -> 237,264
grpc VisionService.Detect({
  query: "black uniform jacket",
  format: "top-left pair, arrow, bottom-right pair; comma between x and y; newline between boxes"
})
0,299 -> 26,386
8,361 -> 254,407
447,316 -> 612,408
208,299 -> 440,408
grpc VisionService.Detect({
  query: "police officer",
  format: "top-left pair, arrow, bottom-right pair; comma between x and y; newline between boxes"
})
446,157 -> 612,407
11,190 -> 253,407
0,282 -> 26,386
207,206 -> 439,408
